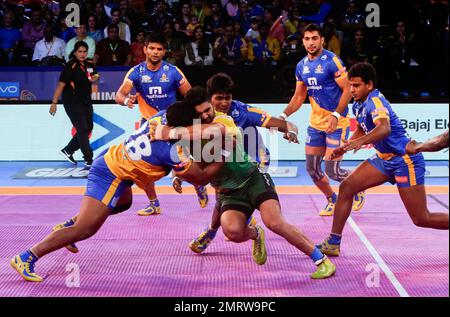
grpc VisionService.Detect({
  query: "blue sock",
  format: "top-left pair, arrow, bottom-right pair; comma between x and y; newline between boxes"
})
328,193 -> 337,203
329,233 -> 342,245
245,217 -> 253,226
150,199 -> 160,207
64,218 -> 75,227
20,250 -> 38,262
310,247 -> 325,264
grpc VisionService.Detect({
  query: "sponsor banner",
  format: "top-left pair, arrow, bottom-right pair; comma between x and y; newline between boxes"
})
0,67 -> 129,101
0,104 -> 447,161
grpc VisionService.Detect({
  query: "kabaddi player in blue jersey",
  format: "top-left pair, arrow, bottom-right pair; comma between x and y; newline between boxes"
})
176,73 -> 300,254
317,62 -> 449,257
114,32 -> 208,216
10,101 -> 225,282
280,24 -> 365,216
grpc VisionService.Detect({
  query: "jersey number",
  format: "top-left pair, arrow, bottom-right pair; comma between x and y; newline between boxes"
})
124,124 -> 152,160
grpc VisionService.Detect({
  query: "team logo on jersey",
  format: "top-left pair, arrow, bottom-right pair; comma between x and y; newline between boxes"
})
321,55 -> 327,60
231,109 -> 240,117
141,75 -> 152,83
163,65 -> 170,71
160,73 -> 169,83
314,64 -> 324,74
302,66 -> 310,74
307,77 -> 318,86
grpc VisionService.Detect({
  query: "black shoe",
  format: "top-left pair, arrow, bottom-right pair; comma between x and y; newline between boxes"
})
84,161 -> 93,169
60,149 -> 77,165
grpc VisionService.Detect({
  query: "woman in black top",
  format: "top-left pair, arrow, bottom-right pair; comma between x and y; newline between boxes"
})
49,41 -> 99,168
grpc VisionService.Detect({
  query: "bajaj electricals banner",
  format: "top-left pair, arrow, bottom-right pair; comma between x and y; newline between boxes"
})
0,104 -> 447,161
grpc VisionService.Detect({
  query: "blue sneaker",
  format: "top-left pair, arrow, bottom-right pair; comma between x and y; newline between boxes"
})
137,199 -> 161,216
10,250 -> 43,282
52,217 -> 78,253
189,227 -> 218,253
195,185 -> 208,208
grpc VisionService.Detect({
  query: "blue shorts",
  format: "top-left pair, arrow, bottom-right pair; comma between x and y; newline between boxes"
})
84,153 -> 134,209
305,126 -> 350,149
367,153 -> 426,188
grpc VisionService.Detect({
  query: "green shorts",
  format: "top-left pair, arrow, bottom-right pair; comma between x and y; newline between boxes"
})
217,171 -> 279,219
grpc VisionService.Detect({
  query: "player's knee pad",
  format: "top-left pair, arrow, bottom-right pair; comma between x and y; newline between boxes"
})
324,160 -> 350,182
305,155 -> 325,181
110,200 -> 132,215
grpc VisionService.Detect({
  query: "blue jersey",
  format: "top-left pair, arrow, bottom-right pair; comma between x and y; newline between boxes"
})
353,89 -> 411,159
228,100 -> 271,166
125,61 -> 187,119
295,49 -> 349,131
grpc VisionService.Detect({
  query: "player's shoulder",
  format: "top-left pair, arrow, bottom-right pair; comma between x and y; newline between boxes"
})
231,100 -> 250,111
214,111 -> 236,127
296,56 -> 308,68
368,90 -> 390,109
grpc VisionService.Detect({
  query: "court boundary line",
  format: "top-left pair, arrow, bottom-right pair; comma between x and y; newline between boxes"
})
428,194 -> 449,210
347,216 -> 410,297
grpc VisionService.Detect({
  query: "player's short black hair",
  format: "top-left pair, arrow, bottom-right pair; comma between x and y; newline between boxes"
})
166,101 -> 199,127
302,23 -> 323,37
206,73 -> 234,98
348,62 -> 378,88
184,86 -> 208,109
145,32 -> 166,47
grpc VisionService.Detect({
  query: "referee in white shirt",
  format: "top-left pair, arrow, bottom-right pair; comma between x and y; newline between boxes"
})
32,25 -> 66,66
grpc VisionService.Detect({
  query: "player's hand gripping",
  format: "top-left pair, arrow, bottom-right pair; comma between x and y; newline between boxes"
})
149,120 -> 171,142
326,115 -> 338,134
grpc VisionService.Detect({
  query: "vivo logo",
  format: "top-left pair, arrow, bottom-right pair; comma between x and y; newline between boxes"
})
0,82 -> 20,97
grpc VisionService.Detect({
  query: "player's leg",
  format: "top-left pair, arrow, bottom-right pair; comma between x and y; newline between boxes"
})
305,126 -> 337,216
136,181 -> 161,216
318,158 -> 391,256
11,196 -> 111,282
189,200 -> 222,253
325,126 -> 366,212
395,154 -> 449,230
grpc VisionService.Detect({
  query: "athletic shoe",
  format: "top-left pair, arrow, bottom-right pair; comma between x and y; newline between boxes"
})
311,257 -> 336,279
52,217 -> 78,253
252,225 -> 267,265
189,227 -> 218,253
195,185 -> 208,208
352,191 -> 366,212
84,161 -> 93,169
60,149 -> 76,165
316,236 -> 341,257
10,250 -> 43,282
319,197 -> 335,216
137,199 -> 161,216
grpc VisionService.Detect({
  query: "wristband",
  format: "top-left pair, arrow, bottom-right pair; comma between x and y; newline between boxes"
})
280,112 -> 288,120
123,97 -> 130,107
288,130 -> 297,136
332,111 -> 341,119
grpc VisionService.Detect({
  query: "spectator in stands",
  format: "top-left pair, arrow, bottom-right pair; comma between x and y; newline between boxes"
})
44,0 -> 60,16
130,29 -> 146,65
163,21 -> 185,67
247,21 -> 281,66
191,0 -> 212,25
43,8 -> 56,26
149,0 -> 174,32
323,21 -> 342,56
244,16 -> 260,42
283,6 -> 300,37
235,0 -> 253,34
56,14 -> 77,42
87,14 -> 104,43
232,20 -> 244,37
94,24 -> 132,66
204,1 -> 228,40
65,23 -> 96,62
13,4 -> 29,29
22,8 -> 46,52
94,1 -> 112,29
224,0 -> 239,19
0,11 -> 21,65
340,0 -> 365,43
341,28 -> 372,68
104,8 -> 131,44
32,24 -> 66,66
119,0 -> 133,29
265,6 -> 285,44
184,25 -> 214,66
175,2 -> 192,36
186,14 -> 201,37
247,0 -> 264,19
299,0 -> 333,25
213,22 -> 247,66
